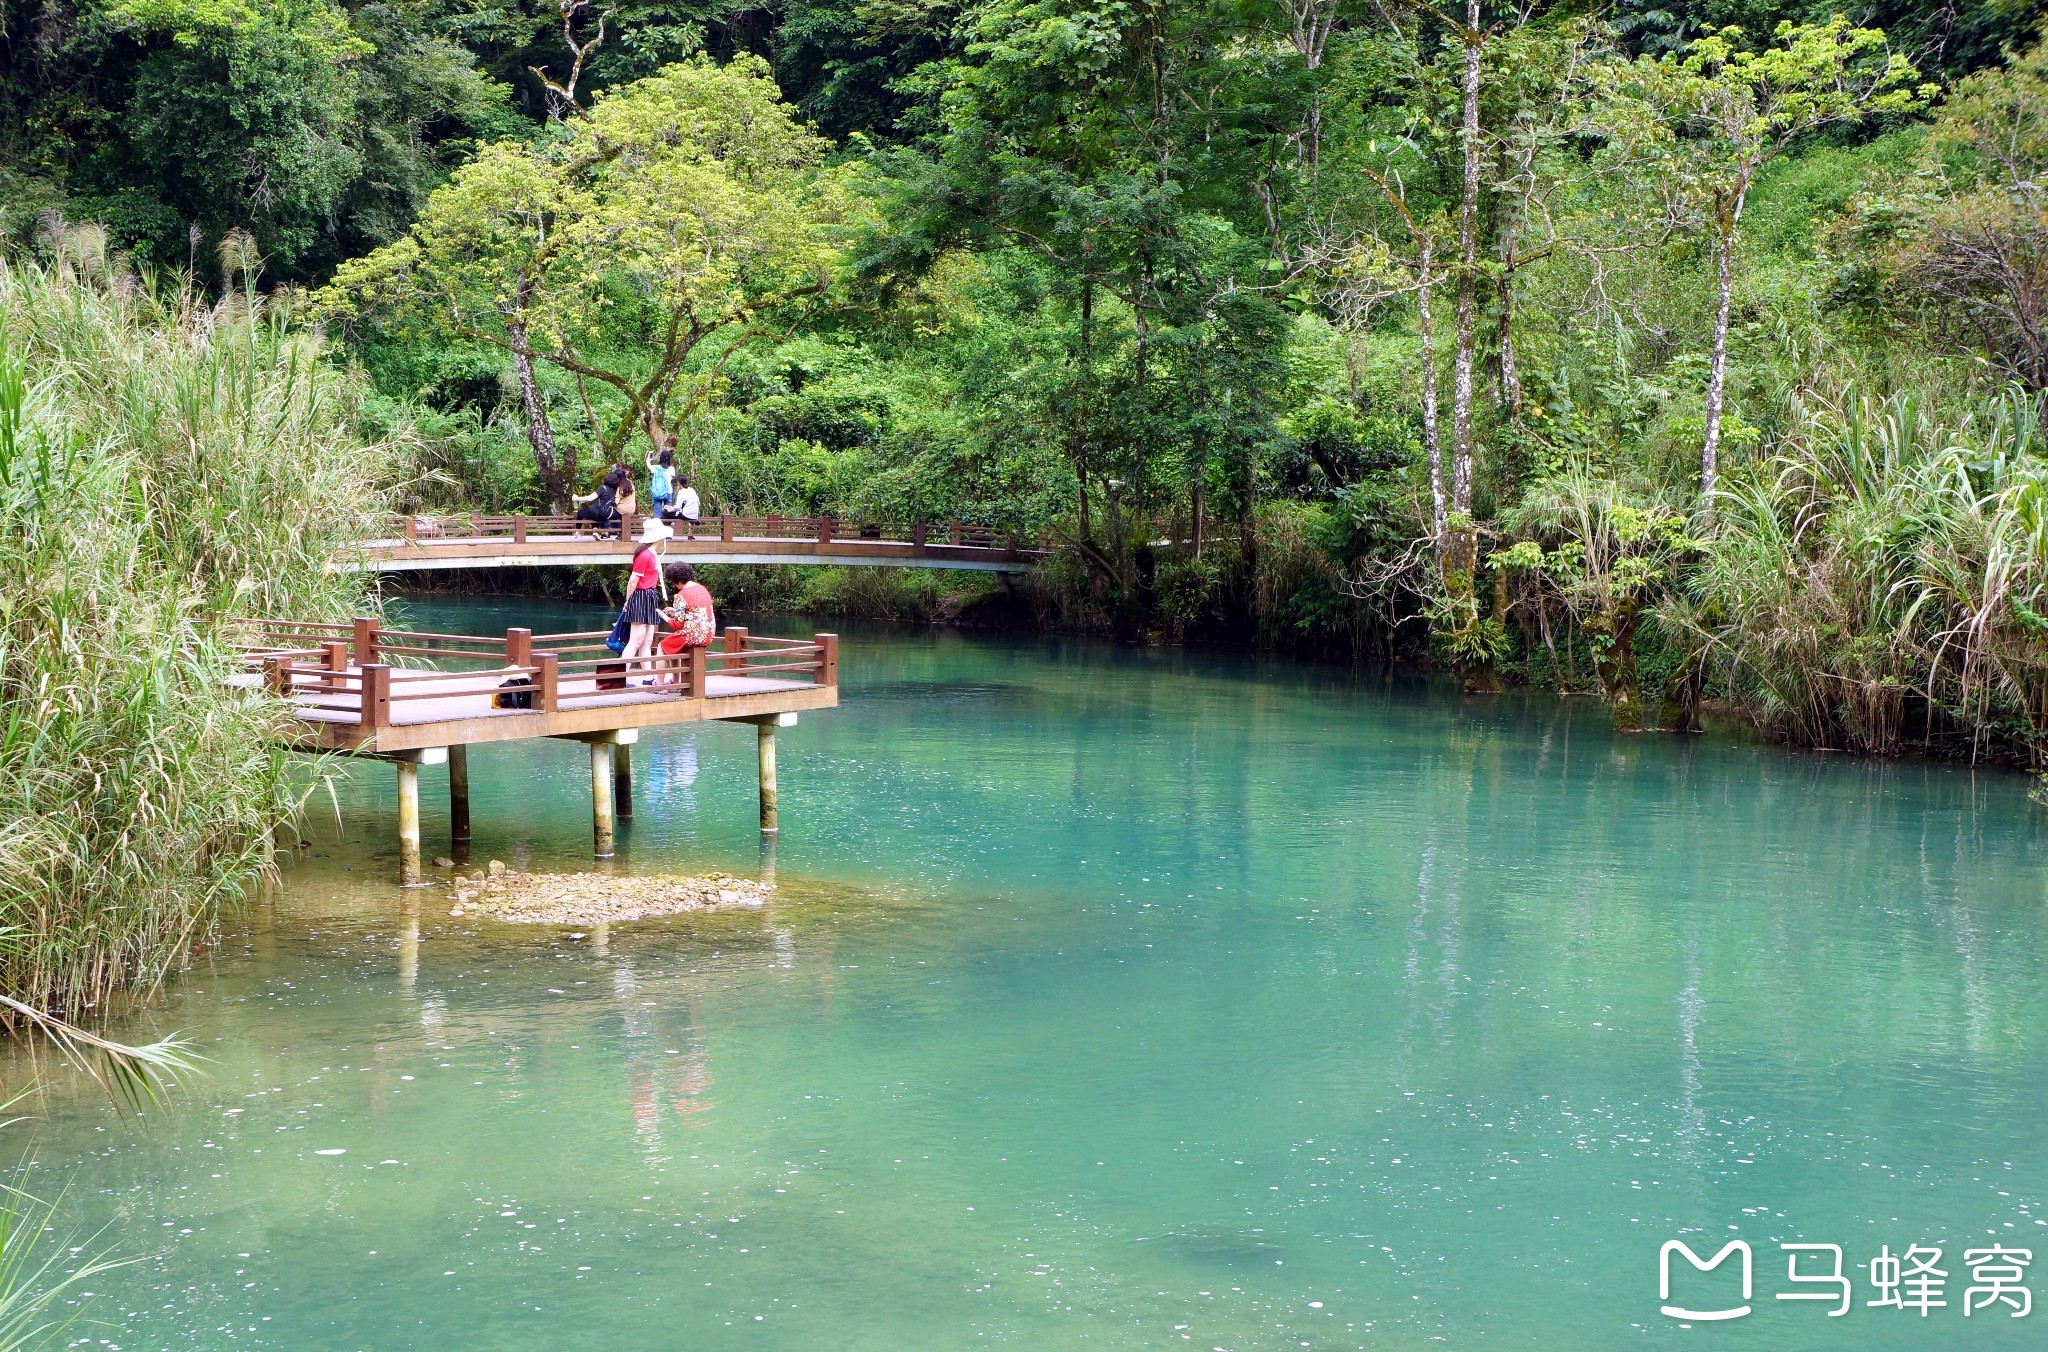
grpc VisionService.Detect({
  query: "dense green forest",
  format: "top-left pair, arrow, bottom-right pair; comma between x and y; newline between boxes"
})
6,0 -> 2048,869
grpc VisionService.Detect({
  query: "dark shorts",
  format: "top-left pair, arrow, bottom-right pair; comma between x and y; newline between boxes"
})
623,588 -> 661,626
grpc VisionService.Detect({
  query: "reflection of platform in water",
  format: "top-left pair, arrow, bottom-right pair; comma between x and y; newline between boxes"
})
235,618 -> 833,882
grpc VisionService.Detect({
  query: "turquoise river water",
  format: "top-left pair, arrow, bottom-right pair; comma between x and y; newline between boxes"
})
15,600 -> 2048,1349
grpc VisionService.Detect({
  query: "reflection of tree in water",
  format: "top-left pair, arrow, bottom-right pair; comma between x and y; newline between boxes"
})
1396,721 -> 1486,1075
1673,938 -> 1708,1175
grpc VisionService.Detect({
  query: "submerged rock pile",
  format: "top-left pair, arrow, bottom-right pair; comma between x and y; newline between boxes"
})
443,860 -> 770,923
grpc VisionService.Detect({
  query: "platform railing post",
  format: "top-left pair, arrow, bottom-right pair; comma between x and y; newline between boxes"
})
618,513 -> 634,543
912,521 -> 928,554
514,515 -> 528,544
361,663 -> 392,728
818,517 -> 833,545
720,514 -> 734,543
396,760 -> 422,885
536,653 -> 559,712
403,517 -> 417,544
265,655 -> 291,696
505,627 -> 532,669
591,740 -> 616,858
449,744 -> 471,844
353,617 -> 380,666
757,722 -> 778,834
323,639 -> 348,672
687,644 -> 707,699
724,626 -> 748,677
816,633 -> 838,688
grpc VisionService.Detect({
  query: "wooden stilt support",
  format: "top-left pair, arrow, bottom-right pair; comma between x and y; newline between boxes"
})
591,739 -> 616,858
396,759 -> 422,885
448,744 -> 471,844
385,748 -> 444,885
614,742 -> 633,819
733,712 -> 795,834
757,721 -> 779,833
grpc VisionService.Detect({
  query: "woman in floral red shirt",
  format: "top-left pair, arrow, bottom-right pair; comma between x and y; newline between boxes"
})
659,562 -> 717,664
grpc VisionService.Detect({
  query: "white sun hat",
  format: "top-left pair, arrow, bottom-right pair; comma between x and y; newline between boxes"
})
637,515 -> 673,544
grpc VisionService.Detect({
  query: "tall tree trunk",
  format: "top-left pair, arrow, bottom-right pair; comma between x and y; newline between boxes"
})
1418,240 -> 1447,548
1075,273 -> 1098,561
508,314 -> 571,512
1496,220 -> 1521,421
1700,220 -> 1735,511
1285,0 -> 1334,179
1449,0 -> 1483,570
1492,246 -> 1522,511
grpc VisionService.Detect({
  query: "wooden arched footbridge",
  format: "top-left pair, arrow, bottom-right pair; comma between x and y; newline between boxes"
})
236,617 -> 837,885
350,513 -> 1051,574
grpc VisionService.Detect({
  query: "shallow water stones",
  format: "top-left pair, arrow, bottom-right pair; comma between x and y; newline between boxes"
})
450,870 -> 770,925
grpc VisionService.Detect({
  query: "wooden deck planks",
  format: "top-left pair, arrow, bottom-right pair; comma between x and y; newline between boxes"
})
273,662 -> 835,753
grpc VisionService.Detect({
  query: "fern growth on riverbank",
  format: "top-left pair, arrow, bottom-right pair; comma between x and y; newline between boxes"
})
0,255 -> 394,1015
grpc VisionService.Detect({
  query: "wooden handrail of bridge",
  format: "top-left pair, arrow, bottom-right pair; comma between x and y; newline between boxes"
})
349,512 -> 1051,575
238,617 -> 840,734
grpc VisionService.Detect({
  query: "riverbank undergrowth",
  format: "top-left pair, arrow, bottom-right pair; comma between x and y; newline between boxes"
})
0,254 -> 392,1015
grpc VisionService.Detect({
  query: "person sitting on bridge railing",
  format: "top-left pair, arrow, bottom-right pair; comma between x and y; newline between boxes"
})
662,473 -> 701,531
572,466 -> 622,534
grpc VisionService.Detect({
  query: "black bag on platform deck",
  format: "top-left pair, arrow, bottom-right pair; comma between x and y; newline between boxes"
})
493,674 -> 535,710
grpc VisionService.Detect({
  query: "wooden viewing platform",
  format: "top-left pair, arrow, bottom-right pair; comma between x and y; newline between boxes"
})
348,513 -> 1050,575
235,618 -> 837,883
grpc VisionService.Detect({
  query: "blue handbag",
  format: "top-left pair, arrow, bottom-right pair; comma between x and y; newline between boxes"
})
605,608 -> 631,654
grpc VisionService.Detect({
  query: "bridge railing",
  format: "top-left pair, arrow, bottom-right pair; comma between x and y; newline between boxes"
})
379,511 -> 1052,556
233,617 -> 839,728
518,625 -> 838,686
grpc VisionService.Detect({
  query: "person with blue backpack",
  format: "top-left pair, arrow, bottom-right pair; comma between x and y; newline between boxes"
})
646,447 -> 676,519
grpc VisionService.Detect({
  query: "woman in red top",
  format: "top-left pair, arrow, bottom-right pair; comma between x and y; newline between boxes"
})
659,561 -> 717,665
621,515 -> 670,683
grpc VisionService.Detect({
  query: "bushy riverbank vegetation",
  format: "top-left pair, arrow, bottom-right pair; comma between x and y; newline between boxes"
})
0,0 -> 2039,860
0,255 -> 387,1014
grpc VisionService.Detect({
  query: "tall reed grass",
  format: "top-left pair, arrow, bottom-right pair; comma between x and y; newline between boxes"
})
0,254 -> 395,1015
1677,385 -> 2048,760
